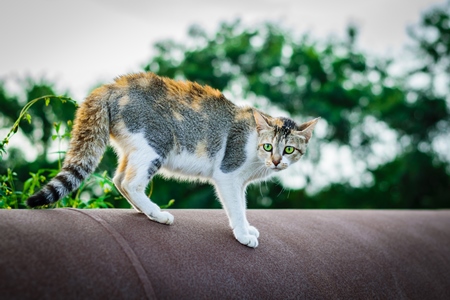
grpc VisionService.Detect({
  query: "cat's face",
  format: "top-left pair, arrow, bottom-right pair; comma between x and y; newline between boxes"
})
254,111 -> 318,172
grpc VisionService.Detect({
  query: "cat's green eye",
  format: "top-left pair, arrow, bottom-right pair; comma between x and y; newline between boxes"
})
284,146 -> 295,154
263,143 -> 273,152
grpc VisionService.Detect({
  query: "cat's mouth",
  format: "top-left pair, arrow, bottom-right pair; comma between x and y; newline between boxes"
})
270,166 -> 283,172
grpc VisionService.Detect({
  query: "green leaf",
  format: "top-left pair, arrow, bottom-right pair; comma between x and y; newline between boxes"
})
25,113 -> 32,124
23,178 -> 33,194
160,199 -> 175,209
54,122 -> 61,133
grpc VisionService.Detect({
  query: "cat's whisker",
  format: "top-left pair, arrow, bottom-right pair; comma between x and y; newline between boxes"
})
247,164 -> 269,181
276,183 -> 286,198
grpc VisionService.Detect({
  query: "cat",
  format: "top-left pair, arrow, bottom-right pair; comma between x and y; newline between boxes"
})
27,72 -> 318,248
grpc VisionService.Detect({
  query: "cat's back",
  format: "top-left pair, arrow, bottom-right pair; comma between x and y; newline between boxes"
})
110,72 -> 241,130
109,72 -> 234,115
106,73 -> 255,168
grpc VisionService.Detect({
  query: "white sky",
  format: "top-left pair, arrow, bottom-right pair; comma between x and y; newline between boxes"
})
0,0 -> 443,100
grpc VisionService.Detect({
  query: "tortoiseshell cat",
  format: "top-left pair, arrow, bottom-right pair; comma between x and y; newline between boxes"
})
27,72 -> 318,248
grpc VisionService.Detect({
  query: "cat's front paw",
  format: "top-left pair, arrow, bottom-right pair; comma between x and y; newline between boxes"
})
234,229 -> 259,248
145,211 -> 174,225
248,225 -> 260,238
235,234 -> 259,248
157,211 -> 174,225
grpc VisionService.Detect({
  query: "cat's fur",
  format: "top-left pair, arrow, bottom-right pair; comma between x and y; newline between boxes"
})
27,72 -> 318,248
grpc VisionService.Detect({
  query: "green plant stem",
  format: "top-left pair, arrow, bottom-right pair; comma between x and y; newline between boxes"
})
0,95 -> 76,158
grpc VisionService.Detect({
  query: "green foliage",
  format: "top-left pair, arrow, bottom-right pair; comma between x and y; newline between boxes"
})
0,169 -> 38,209
0,168 -> 118,209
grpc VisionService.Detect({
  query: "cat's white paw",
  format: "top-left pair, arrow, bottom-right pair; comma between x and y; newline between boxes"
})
234,229 -> 259,248
248,225 -> 260,238
145,211 -> 174,225
156,211 -> 174,225
235,234 -> 259,248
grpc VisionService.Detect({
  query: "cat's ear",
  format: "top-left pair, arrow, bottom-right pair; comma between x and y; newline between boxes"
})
253,110 -> 272,132
294,118 -> 320,143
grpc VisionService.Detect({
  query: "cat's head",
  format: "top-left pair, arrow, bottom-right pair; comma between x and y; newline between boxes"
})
254,110 -> 319,172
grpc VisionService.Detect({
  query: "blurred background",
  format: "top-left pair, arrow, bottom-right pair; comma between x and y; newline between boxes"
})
1,0 -> 449,209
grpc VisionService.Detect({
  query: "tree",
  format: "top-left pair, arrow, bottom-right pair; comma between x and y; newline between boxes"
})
142,15 -> 449,209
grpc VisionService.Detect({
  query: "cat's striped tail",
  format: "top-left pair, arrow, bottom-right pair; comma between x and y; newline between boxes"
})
27,86 -> 111,207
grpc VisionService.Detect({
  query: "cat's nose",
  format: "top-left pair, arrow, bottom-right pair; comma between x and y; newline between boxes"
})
272,159 -> 281,166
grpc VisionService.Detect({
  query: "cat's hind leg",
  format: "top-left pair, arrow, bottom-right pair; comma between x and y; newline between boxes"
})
115,147 -> 173,225
113,154 -> 142,213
